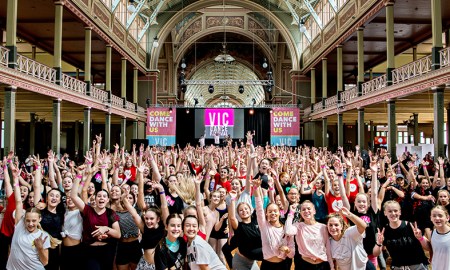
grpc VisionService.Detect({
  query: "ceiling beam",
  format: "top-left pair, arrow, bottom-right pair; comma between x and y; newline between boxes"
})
328,0 -> 338,13
127,0 -> 146,29
302,0 -> 323,29
284,0 -> 312,42
138,0 -> 166,42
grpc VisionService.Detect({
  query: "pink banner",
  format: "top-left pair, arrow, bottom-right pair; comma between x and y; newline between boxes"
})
204,109 -> 234,126
146,108 -> 176,136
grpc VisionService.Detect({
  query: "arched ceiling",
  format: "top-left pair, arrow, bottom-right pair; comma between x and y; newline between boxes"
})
184,61 -> 266,107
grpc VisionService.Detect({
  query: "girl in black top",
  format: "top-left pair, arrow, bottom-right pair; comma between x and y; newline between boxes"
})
154,214 -> 187,270
123,182 -> 169,270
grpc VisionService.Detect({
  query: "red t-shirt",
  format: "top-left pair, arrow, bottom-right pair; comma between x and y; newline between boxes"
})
124,166 -> 137,182
325,192 -> 343,215
0,194 -> 16,237
82,205 -> 119,245
213,173 -> 231,192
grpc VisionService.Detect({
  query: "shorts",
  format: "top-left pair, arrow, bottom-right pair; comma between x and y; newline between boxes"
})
115,240 -> 142,265
137,256 -> 156,270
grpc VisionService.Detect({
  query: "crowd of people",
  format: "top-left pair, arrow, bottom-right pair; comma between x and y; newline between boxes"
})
1,131 -> 450,270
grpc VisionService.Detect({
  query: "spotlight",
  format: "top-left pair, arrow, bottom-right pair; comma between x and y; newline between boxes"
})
153,36 -> 159,48
269,109 -> 273,114
238,85 -> 244,94
265,85 -> 272,93
186,108 -> 190,114
208,84 -> 214,94
262,58 -> 268,69
181,58 -> 186,69
169,107 -> 173,113
299,19 -> 306,33
249,108 -> 254,115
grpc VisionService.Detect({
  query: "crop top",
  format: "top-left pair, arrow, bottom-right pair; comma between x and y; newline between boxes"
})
116,211 -> 139,239
141,223 -> 165,250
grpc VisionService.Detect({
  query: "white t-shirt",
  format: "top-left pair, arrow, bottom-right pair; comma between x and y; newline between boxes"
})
7,217 -> 51,270
330,225 -> 368,270
62,209 -> 83,240
431,228 -> 450,270
186,235 -> 227,270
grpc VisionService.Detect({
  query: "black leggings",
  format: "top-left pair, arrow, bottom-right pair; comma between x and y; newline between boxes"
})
0,233 -> 12,270
222,236 -> 237,268
260,259 -> 292,270
84,243 -> 116,270
61,244 -> 84,270
294,255 -> 331,270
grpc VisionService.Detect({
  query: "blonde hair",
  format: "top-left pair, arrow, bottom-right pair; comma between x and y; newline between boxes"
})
169,176 -> 196,205
383,200 -> 400,211
431,205 -> 450,227
437,190 -> 450,205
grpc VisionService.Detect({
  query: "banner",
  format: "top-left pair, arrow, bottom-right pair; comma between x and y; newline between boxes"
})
146,108 -> 176,146
204,108 -> 235,138
270,108 -> 300,146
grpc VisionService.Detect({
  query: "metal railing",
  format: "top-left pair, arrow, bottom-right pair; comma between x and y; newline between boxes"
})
111,95 -> 124,108
324,95 -> 338,108
340,86 -> 358,103
125,101 -> 135,111
91,86 -> 108,102
16,54 -> 56,83
392,55 -> 432,85
137,106 -> 146,114
440,47 -> 450,68
61,73 -> 87,95
313,102 -> 323,112
303,106 -> 311,115
361,74 -> 387,95
0,46 -> 8,67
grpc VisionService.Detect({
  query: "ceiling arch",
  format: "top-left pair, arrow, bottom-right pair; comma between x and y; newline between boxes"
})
151,0 -> 300,70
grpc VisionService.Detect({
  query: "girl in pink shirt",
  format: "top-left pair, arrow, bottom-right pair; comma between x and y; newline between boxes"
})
253,178 -> 295,269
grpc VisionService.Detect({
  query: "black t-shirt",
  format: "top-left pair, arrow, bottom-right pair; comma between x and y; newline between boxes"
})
235,216 -> 263,260
144,192 -> 161,208
154,237 -> 187,270
352,207 -> 379,255
383,221 -> 428,267
141,224 -> 165,250
40,208 -> 63,240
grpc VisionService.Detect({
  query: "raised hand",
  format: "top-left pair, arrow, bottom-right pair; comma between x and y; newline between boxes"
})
410,222 -> 423,240
376,228 -> 385,246
34,233 -> 48,250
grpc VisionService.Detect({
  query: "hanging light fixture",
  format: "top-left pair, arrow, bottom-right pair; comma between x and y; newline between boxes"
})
262,58 -> 268,69
208,84 -> 214,94
153,36 -> 159,48
238,85 -> 244,94
299,18 -> 307,33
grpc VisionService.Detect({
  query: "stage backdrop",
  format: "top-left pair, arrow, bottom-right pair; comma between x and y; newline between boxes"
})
146,108 -> 176,146
270,108 -> 300,146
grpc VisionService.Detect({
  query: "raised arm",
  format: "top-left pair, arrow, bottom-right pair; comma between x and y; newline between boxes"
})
227,191 -> 239,230
369,159 -> 379,213
122,191 -> 144,232
12,168 -> 23,223
71,173 -> 86,213
341,207 -> 367,234
334,160 -> 350,210
194,175 -> 207,229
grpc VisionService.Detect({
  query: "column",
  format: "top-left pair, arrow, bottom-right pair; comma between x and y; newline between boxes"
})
147,71 -> 159,105
337,113 -> 344,147
6,0 -> 18,68
74,120 -> 80,154
4,87 -> 16,155
357,27 -> 365,95
431,0 -> 443,69
83,107 -> 91,154
412,46 -> 418,61
387,101 -> 397,160
369,120 -> 375,150
52,99 -> 61,155
120,117 -> 127,147
434,87 -> 444,157
133,67 -> 138,106
369,69 -> 373,80
105,113 -> 111,151
133,119 -> 138,139
357,108 -> 365,148
337,45 -> 343,95
85,27 -> 92,95
322,118 -> 328,147
322,58 -> 327,107
311,68 -> 316,104
413,113 -> 419,146
106,45 -> 112,102
54,1 -> 63,85
30,113 -> 36,155
31,45 -> 36,60
385,1 -> 395,85
121,58 -> 127,106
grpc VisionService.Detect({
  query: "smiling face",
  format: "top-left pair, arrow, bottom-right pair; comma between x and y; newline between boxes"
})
384,201 -> 401,223
431,207 -> 450,229
95,190 -> 109,209
287,188 -> 299,203
183,216 -> 199,241
355,194 -> 369,213
238,203 -> 252,220
300,202 -> 316,221
130,184 -> 138,195
87,182 -> 95,195
47,189 -> 61,209
327,216 -> 343,239
62,177 -> 73,191
24,212 -> 41,233
210,191 -> 221,205
143,209 -> 160,229
166,216 -> 182,240
259,159 -> 270,173
265,203 -> 280,224
20,186 -> 29,202
231,179 -> 241,192
110,186 -> 122,200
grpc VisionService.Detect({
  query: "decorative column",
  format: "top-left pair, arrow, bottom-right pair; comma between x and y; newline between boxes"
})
413,113 -> 419,146
4,86 -> 16,155
385,1 -> 395,85
84,27 -> 92,95
106,45 -> 112,102
121,58 -> 127,106
322,118 -> 328,147
310,68 -> 316,104
357,108 -> 365,148
52,99 -> 61,155
54,1 -> 63,85
133,67 -> 138,106
357,27 -> 365,95
337,113 -> 344,147
322,58 -> 327,107
337,45 -> 343,95
6,0 -> 18,68
133,119 -> 138,139
121,117 -> 127,147
30,113 -> 36,155
83,107 -> 91,154
431,0 -> 443,70
105,112 -> 111,151
387,101 -> 397,160
434,87 -> 445,157
147,71 -> 159,105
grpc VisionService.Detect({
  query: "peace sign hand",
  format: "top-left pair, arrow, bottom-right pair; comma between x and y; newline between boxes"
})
410,222 -> 423,240
376,228 -> 385,246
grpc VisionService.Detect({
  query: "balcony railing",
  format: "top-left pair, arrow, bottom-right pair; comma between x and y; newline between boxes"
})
0,46 -> 8,67
91,86 -> 108,102
61,73 -> 87,95
440,47 -> 450,68
125,101 -> 135,111
304,106 -> 311,115
111,95 -> 124,108
313,102 -> 323,112
362,74 -> 386,95
137,106 -> 146,114
16,54 -> 56,83
340,86 -> 358,103
324,95 -> 338,108
392,55 -> 432,85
